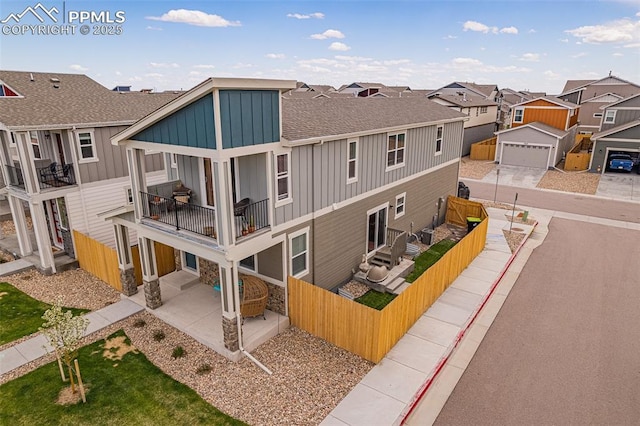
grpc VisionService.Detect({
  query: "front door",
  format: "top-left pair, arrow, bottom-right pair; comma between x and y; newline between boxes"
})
54,133 -> 66,165
203,158 -> 215,207
367,205 -> 387,253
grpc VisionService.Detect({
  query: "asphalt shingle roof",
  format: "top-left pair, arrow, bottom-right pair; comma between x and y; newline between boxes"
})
282,96 -> 467,141
0,70 -> 180,128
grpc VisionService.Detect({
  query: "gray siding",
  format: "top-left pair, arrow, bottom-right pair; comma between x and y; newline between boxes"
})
462,122 -> 496,156
274,120 -> 464,225
219,90 -> 280,149
601,108 -> 640,132
236,154 -> 267,203
175,155 -> 201,202
561,92 -> 581,105
497,127 -> 559,164
80,125 -> 164,184
590,139 -> 640,172
131,94 -> 216,149
311,163 -> 458,290
256,243 -> 283,280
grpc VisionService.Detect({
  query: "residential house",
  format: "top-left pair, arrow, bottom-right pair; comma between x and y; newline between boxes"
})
494,96 -> 579,169
558,74 -> 640,134
0,70 -> 179,273
588,92 -> 640,172
427,82 -> 500,156
104,77 -> 467,359
497,88 -> 546,130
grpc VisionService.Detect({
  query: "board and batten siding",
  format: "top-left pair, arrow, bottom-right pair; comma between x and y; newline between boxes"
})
237,153 -> 268,203
175,155 -> 201,202
78,125 -> 164,184
219,90 -> 280,149
600,108 -> 640,132
462,122 -> 496,156
312,163 -> 459,289
274,120 -> 463,226
590,139 -> 640,172
131,93 -> 216,149
66,172 -> 167,248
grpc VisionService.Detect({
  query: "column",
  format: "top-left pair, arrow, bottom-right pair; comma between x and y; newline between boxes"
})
126,148 -> 148,221
138,236 -> 160,309
8,195 -> 32,255
114,224 -> 137,296
30,201 -> 56,274
219,263 -> 239,352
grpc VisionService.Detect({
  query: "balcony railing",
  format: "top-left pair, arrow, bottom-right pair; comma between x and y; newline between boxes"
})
5,164 -> 25,189
235,198 -> 269,238
37,163 -> 76,188
141,192 -> 217,238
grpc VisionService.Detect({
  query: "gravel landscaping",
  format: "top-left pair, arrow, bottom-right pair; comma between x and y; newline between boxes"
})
537,169 -> 600,194
459,156 -> 496,179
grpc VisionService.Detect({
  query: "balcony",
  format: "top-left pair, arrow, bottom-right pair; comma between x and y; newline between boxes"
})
5,164 -> 25,190
37,163 -> 76,189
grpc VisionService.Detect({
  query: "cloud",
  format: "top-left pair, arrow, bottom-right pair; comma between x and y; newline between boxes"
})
520,53 -> 540,62
571,52 -> 588,58
329,42 -> 350,51
232,63 -> 254,69
559,38 -> 569,43
145,26 -> 162,31
144,73 -> 163,78
287,12 -> 324,19
150,62 -> 179,68
443,35 -> 457,39
193,64 -> 216,69
543,70 -> 561,79
613,52 -> 624,57
334,55 -> 372,61
565,18 -> 639,44
115,71 -> 122,76
500,26 -> 518,34
463,20 -> 496,33
266,53 -> 285,59
452,57 -> 483,67
311,29 -> 345,39
146,9 -> 240,27
451,57 -> 530,73
529,29 -> 537,33
69,64 -> 88,71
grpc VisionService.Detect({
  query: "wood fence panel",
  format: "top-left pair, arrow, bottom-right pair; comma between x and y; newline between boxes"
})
73,231 -> 121,291
564,153 -> 591,171
132,242 -> 176,285
470,137 -> 497,160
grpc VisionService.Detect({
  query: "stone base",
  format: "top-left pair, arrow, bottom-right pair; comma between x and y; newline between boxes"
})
266,282 -> 286,315
173,248 -> 182,271
222,315 -> 239,352
120,267 -> 138,296
143,278 -> 162,309
199,258 -> 219,286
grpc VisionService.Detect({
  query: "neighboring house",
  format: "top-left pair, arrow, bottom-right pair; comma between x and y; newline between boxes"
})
293,82 -> 336,93
558,74 -> 640,134
588,92 -> 640,172
494,96 -> 579,169
104,77 -> 467,358
427,82 -> 500,155
337,82 -> 387,97
497,88 -> 545,130
0,70 -> 179,273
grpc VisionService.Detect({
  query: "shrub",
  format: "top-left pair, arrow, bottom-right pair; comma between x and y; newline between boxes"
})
152,330 -> 165,341
132,318 -> 146,328
171,346 -> 186,359
196,364 -> 212,375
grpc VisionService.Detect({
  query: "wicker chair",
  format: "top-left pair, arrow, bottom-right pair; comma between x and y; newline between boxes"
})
239,274 -> 268,321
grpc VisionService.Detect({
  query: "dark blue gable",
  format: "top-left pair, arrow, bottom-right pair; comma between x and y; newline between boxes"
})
131,93 -> 216,149
219,90 -> 280,149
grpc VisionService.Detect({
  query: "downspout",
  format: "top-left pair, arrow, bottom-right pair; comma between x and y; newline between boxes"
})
231,260 -> 272,374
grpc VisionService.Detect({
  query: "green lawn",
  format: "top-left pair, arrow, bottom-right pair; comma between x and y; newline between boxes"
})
405,239 -> 458,283
0,330 -> 244,425
0,282 -> 89,345
355,290 -> 396,310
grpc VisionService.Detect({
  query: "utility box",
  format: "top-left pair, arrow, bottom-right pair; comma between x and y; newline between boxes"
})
421,228 -> 434,245
466,217 -> 482,233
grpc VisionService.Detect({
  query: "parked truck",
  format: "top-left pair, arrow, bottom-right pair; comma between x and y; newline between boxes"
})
608,154 -> 634,172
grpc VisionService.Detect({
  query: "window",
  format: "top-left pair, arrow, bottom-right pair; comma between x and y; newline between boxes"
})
435,125 -> 443,155
347,139 -> 358,183
0,83 -> 20,97
289,227 -> 309,278
275,153 -> 291,203
77,130 -> 97,162
480,106 -> 488,114
125,187 -> 133,205
30,131 -> 41,159
513,108 -> 524,123
387,132 -> 405,169
170,153 -> 178,168
56,198 -> 69,230
604,110 -> 616,123
240,255 -> 256,271
367,204 -> 388,253
395,193 -> 406,219
593,113 -> 603,118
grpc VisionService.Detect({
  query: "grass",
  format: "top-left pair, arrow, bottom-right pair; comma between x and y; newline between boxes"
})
355,290 -> 397,310
0,329 -> 245,425
405,239 -> 458,283
0,282 -> 89,345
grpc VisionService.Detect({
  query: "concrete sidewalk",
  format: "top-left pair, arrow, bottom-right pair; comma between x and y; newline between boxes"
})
0,299 -> 143,376
321,208 -> 538,426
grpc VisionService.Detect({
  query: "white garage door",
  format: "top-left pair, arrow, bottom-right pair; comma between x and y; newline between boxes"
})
501,143 -> 550,169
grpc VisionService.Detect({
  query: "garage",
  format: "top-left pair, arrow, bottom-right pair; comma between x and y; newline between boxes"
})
501,143 -> 551,169
604,149 -> 640,174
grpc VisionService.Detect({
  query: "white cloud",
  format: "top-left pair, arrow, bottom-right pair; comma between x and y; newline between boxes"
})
500,26 -> 518,34
144,73 -> 163,78
520,53 -> 540,62
311,29 -> 345,39
529,29 -> 537,33
266,53 -> 285,59
559,38 -> 569,43
451,57 -> 530,73
146,9 -> 241,27
150,62 -> 179,68
145,26 -> 162,31
232,63 -> 254,69
566,18 -> 639,44
452,57 -> 483,67
189,71 -> 202,76
69,64 -> 88,71
463,20 -> 496,33
115,71 -> 122,76
193,64 -> 216,69
571,52 -> 588,58
382,59 -> 411,66
334,55 -> 372,61
613,52 -> 624,57
443,35 -> 457,39
543,70 -> 561,79
287,12 -> 324,19
329,42 -> 350,51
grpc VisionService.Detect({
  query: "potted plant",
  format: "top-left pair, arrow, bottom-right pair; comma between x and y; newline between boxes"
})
241,222 -> 249,236
248,215 -> 256,233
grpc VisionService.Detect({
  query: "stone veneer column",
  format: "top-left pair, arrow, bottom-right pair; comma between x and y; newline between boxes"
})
173,249 -> 182,271
265,282 -> 286,316
120,267 -> 137,296
198,258 -> 219,286
143,278 -> 162,309
222,315 -> 239,352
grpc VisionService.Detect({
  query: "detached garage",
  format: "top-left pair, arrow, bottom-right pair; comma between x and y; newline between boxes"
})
589,120 -> 640,173
495,122 -> 574,169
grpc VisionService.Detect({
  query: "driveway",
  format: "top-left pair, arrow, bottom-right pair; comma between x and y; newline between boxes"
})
596,172 -> 640,201
480,165 -> 547,189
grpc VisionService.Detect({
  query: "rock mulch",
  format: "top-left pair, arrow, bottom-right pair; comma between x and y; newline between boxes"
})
459,156 -> 496,179
537,169 -> 600,194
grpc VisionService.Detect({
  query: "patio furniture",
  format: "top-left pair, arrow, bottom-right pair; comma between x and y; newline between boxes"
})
234,198 -> 251,217
239,274 -> 268,321
172,183 -> 193,208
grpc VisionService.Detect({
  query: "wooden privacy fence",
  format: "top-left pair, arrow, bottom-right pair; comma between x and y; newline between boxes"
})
470,136 -> 497,160
289,198 -> 488,363
446,195 -> 486,227
73,231 -> 176,291
564,137 -> 592,171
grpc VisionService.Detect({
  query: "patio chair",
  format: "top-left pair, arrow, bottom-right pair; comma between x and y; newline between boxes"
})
239,274 -> 268,321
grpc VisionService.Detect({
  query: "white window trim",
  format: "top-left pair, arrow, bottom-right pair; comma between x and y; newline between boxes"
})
395,192 -> 406,219
603,110 -> 616,123
366,202 -> 389,255
593,113 -> 603,118
30,130 -> 41,159
386,132 -> 406,172
239,254 -> 258,272
347,138 -> 358,184
480,106 -> 488,114
288,226 -> 309,278
124,186 -> 133,205
170,153 -> 178,168
182,251 -> 200,275
435,125 -> 443,156
76,129 -> 98,163
513,108 -> 524,123
274,151 -> 292,207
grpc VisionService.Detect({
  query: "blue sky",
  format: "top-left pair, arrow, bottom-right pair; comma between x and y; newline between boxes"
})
1,0 -> 639,94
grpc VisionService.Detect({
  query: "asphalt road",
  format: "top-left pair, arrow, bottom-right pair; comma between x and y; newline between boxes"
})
465,180 -> 640,224
434,218 -> 640,425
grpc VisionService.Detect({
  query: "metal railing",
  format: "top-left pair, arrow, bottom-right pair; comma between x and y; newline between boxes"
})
5,164 -> 25,189
235,198 -> 269,238
141,191 -> 217,238
37,163 -> 76,188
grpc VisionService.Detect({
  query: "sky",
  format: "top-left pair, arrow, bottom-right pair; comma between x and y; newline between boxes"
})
1,0 -> 639,94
